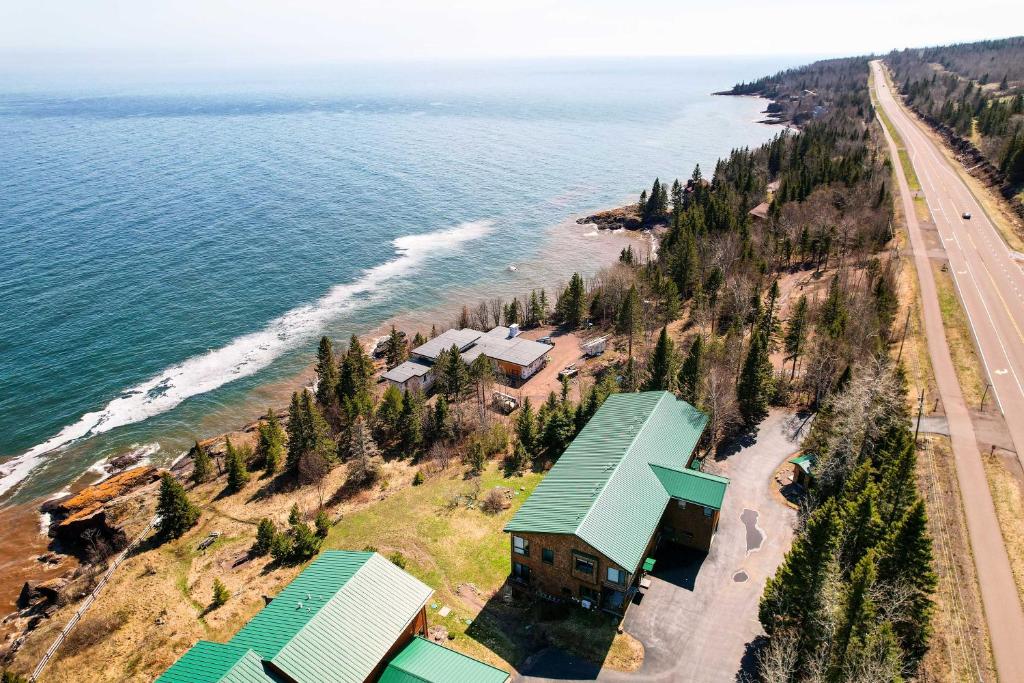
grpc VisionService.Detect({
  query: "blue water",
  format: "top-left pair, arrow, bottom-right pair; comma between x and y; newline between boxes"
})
0,57 -> 789,503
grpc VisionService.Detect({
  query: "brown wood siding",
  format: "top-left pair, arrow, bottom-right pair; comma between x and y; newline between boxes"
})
659,499 -> 719,551
364,606 -> 428,682
508,531 -> 639,603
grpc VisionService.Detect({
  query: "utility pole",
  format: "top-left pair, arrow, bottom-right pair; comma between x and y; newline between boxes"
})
896,308 -> 911,361
914,388 -> 925,444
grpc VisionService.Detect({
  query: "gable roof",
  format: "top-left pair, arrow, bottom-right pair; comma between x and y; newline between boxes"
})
504,391 -> 709,571
379,637 -> 511,683
410,328 -> 482,361
382,360 -> 433,383
229,551 -> 432,682
157,641 -> 284,683
789,453 -> 814,474
649,464 -> 729,509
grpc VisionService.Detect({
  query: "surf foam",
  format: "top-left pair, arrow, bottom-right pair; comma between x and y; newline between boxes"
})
0,221 -> 492,498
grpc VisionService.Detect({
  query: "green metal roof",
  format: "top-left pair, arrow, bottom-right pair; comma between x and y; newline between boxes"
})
788,453 -> 814,474
505,391 -> 709,572
379,637 -> 511,683
157,641 -> 284,683
649,464 -> 729,509
228,551 -> 433,683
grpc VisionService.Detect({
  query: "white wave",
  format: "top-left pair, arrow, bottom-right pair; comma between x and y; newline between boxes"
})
0,221 -> 492,497
39,511 -> 52,535
582,230 -> 599,237
86,442 -> 161,483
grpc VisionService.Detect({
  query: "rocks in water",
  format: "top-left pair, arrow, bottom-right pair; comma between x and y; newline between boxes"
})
577,206 -> 643,230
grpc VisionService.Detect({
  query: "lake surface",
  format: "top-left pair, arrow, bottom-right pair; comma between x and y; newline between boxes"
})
0,57 -> 791,504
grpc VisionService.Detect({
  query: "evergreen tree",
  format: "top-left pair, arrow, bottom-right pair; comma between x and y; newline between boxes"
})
508,440 -> 530,475
377,384 -> 405,444
438,344 -> 470,401
289,502 -> 301,525
660,279 -> 681,324
314,509 -> 331,538
737,330 -> 774,427
430,395 -> 452,443
258,409 -> 286,475
542,401 -> 575,455
616,284 -> 643,358
212,578 -> 231,608
877,499 -> 936,667
784,295 -> 809,379
290,522 -> 322,560
839,480 -> 883,573
398,389 -> 425,455
558,273 -> 588,329
156,473 -> 200,541
832,552 -> 879,674
191,440 -> 211,485
644,327 -> 677,391
759,501 -> 841,664
299,390 -> 335,469
254,518 -> 276,555
224,437 -> 249,493
315,336 -> 339,407
286,391 -> 308,474
385,326 -> 407,369
516,397 -> 538,455
678,335 -> 704,406
412,331 -> 427,348
338,335 -> 374,404
819,274 -> 848,339
622,355 -> 642,393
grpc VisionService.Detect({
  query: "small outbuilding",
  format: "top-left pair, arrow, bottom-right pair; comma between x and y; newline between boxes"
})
788,453 -> 815,489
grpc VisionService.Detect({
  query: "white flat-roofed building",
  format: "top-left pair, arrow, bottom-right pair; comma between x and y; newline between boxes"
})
381,360 -> 435,393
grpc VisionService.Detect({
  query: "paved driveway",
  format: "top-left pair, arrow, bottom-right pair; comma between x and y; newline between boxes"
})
517,410 -> 802,682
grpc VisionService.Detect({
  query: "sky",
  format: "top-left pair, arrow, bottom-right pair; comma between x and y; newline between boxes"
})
0,0 -> 1021,69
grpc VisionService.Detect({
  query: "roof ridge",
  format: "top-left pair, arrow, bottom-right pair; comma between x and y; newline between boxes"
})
575,391 -> 671,535
268,551 -> 376,663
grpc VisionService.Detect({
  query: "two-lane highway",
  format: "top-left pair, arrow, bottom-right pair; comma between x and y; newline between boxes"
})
871,60 -> 1024,682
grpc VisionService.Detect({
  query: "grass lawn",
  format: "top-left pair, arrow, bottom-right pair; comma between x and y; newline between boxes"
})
323,459 -> 643,672
932,263 -> 987,408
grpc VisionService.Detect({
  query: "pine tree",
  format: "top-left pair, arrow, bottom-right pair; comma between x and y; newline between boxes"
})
315,336 -> 339,407
508,440 -> 530,475
558,273 -> 588,329
258,409 -> 286,475
212,578 -> 231,608
516,397 -> 538,455
759,501 -> 841,661
819,274 -> 848,339
678,335 -> 704,405
156,473 -> 200,541
290,521 -> 322,560
430,396 -> 452,444
412,331 -> 427,348
398,389 -> 424,455
338,335 -> 374,404
839,481 -> 883,573
254,518 -> 276,555
617,284 -> 643,358
439,344 -> 470,401
289,502 -> 301,525
877,499 -> 936,667
302,390 -> 336,467
385,326 -> 407,369
314,509 -> 331,538
286,391 -> 308,474
224,436 -> 249,493
784,295 -> 809,379
622,355 -> 642,393
191,440 -> 211,485
832,552 -> 879,674
377,384 -> 404,444
644,327 -> 677,391
737,330 -> 773,427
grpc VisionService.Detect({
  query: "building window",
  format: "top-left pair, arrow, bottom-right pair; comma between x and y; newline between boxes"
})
513,535 -> 529,556
542,548 -> 555,565
580,586 -> 599,605
513,562 -> 531,582
704,506 -> 713,517
677,500 -> 687,509
574,554 -> 595,575
607,567 -> 626,586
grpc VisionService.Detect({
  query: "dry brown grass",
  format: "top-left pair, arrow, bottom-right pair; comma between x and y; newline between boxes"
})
931,263 -> 987,408
981,452 -> 1024,602
917,436 -> 997,683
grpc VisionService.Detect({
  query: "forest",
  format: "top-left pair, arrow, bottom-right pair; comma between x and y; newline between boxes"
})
886,37 -> 1024,199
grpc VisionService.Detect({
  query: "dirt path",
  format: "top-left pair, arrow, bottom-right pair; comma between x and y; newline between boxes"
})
872,60 -> 1024,683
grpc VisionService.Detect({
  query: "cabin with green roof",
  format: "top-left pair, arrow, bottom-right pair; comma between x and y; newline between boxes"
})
503,391 -> 728,613
788,452 -> 815,488
158,551 -> 509,683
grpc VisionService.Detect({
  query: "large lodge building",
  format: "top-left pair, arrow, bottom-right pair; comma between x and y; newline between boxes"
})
504,391 -> 728,614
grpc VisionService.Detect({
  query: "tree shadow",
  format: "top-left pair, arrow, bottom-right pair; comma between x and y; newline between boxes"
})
462,579 -> 617,680
714,427 -> 759,461
245,470 -> 298,504
735,635 -> 768,682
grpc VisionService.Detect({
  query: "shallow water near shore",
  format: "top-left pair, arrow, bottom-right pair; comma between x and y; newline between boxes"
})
0,56 -> 790,506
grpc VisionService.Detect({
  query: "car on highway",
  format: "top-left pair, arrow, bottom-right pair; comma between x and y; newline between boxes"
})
962,212 -> 972,220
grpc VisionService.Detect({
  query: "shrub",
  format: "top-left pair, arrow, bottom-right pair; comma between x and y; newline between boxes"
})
212,578 -> 230,608
288,502 -> 301,525
464,440 -> 486,474
270,532 -> 294,562
156,473 -> 200,541
480,488 -> 508,514
389,551 -> 408,569
291,522 -> 322,561
412,470 -> 424,486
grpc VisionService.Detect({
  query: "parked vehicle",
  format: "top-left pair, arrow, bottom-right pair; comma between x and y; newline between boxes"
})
962,212 -> 972,220
537,336 -> 553,345
558,365 -> 579,380
492,392 -> 519,415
